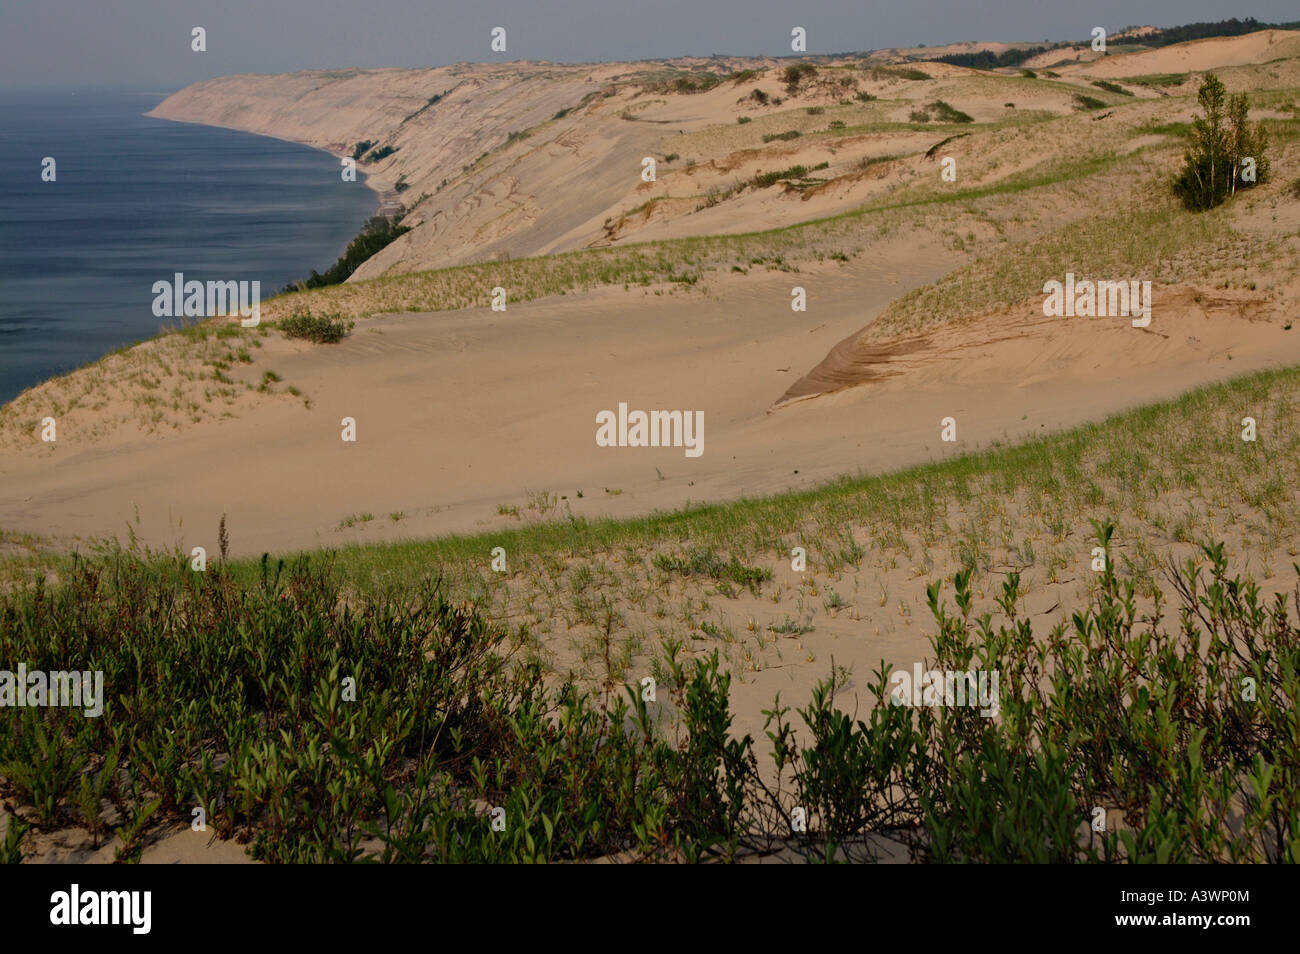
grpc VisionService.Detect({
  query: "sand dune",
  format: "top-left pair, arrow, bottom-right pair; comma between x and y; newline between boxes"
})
4,29 -> 1297,559
1065,29 -> 1300,77
3,258 -> 1296,558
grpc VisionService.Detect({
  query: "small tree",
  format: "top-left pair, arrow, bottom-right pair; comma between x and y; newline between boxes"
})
1174,73 -> 1268,210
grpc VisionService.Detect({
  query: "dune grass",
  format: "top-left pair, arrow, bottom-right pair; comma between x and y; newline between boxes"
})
2,364 -> 1298,862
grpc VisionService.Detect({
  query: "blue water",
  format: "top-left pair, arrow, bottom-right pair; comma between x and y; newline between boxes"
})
0,90 -> 378,404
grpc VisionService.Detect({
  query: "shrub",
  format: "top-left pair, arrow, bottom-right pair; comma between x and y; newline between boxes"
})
365,145 -> 398,161
1072,93 -> 1107,111
936,47 -> 1047,69
284,215 -> 411,291
1,527 -> 1297,862
1091,79 -> 1134,96
1173,73 -> 1270,210
782,62 -> 818,93
855,91 -> 877,102
868,66 -> 929,81
278,309 -> 355,344
350,140 -> 374,161
926,100 -> 974,123
749,88 -> 770,105
761,130 -> 802,143
736,116 -> 752,124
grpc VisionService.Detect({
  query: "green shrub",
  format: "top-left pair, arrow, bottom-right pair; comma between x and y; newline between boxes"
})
2,525 -> 1295,862
1091,79 -> 1134,96
868,66 -> 929,81
278,309 -> 355,344
762,130 -> 802,143
782,62 -> 818,93
283,215 -> 411,292
1073,93 -> 1107,111
926,100 -> 974,123
1173,72 -> 1270,211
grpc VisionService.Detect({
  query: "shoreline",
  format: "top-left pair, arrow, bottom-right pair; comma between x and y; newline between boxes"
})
0,109 -> 392,407
144,107 -> 394,212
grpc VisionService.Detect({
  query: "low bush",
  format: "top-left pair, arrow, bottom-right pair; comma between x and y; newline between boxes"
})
1,523 -> 1294,862
277,309 -> 354,344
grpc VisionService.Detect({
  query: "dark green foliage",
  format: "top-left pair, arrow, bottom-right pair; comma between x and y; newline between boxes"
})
761,129 -> 801,143
350,141 -> 374,161
1,525 -> 1295,862
286,215 -> 411,291
278,309 -> 354,344
867,66 -> 929,81
1139,17 -> 1300,47
1073,93 -> 1107,111
782,62 -> 818,93
1173,73 -> 1270,211
936,46 -> 1048,69
365,145 -> 398,162
0,815 -> 28,863
1091,79 -> 1134,96
926,100 -> 974,123
0,551 -> 763,862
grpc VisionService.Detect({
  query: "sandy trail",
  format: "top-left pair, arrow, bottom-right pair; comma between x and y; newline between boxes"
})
2,257 -> 1297,558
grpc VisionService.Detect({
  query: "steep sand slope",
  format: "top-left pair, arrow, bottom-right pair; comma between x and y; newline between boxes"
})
146,56 -> 1116,277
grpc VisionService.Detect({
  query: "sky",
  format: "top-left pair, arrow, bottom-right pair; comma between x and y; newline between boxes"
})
3,0 -> 1298,91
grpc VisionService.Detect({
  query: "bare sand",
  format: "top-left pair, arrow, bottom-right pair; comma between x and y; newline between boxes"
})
2,257 -> 1296,559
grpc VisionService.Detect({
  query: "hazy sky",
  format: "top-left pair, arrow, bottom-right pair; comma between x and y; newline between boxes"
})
4,0 -> 1298,91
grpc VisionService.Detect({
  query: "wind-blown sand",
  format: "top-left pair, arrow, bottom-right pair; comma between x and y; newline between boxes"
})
2,257 -> 1297,558
6,26 -> 1300,555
